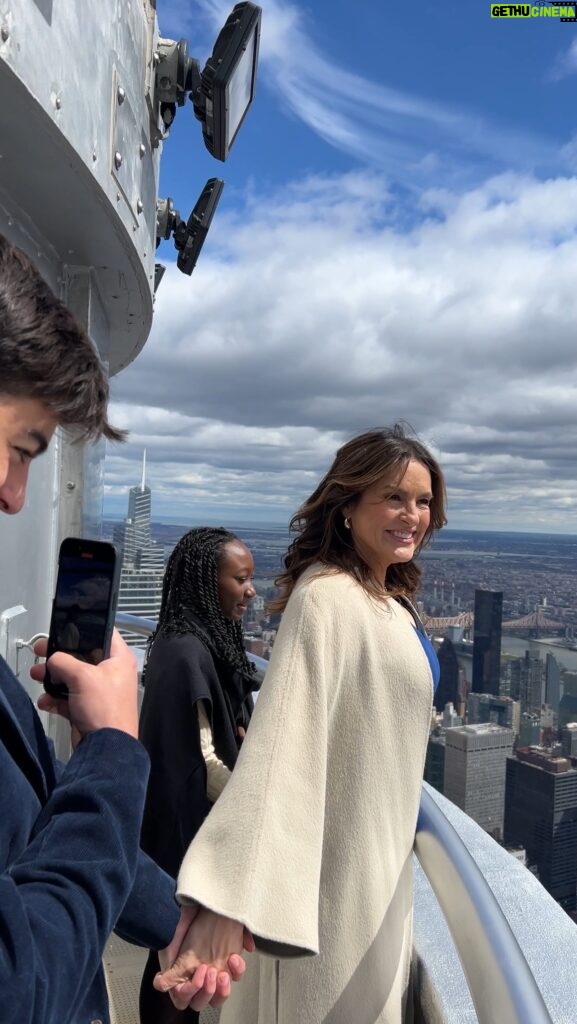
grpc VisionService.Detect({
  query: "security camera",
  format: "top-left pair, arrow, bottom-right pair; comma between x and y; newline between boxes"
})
155,2 -> 261,159
155,178 -> 225,279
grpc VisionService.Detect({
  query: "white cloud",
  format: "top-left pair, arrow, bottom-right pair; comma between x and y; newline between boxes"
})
551,37 -> 577,81
109,170 -> 577,531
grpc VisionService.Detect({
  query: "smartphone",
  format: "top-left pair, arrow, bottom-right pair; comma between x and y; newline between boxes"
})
44,537 -> 120,698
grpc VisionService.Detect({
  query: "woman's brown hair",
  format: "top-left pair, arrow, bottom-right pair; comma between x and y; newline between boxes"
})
270,424 -> 447,613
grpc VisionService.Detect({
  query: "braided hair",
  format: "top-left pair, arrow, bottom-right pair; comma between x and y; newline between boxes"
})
147,526 -> 256,681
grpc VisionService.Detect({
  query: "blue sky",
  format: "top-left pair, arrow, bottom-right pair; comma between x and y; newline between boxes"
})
106,1 -> 577,531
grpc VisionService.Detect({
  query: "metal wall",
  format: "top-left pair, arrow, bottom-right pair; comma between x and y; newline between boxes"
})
0,0 -> 162,748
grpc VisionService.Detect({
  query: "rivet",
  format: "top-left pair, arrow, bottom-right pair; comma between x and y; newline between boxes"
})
66,481 -> 76,492
117,86 -> 125,104
55,96 -> 62,110
0,25 -> 9,42
114,152 -> 123,170
136,199 -> 144,214
92,150 -> 97,162
139,143 -> 146,158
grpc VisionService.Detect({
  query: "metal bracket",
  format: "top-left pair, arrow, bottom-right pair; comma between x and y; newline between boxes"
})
0,604 -> 27,663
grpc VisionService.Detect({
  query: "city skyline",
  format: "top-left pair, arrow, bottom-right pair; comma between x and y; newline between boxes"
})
105,1 -> 577,531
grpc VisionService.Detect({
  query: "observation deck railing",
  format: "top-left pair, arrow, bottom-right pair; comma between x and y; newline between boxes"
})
117,612 -> 577,1023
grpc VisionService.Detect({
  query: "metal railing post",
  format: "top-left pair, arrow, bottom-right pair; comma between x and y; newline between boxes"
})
414,787 -> 552,1024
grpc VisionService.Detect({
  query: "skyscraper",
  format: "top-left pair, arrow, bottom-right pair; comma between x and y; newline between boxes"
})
518,712 -> 541,747
506,651 -> 544,713
519,652 -> 545,714
467,692 -> 521,737
561,723 -> 577,758
424,732 -> 446,794
504,748 -> 577,912
114,452 -> 165,647
472,589 -> 503,696
545,653 -> 562,715
434,637 -> 460,712
444,723 -> 514,840
114,451 -> 158,563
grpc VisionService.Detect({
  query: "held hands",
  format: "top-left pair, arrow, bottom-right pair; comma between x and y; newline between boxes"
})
30,630 -> 139,741
155,904 -> 255,1011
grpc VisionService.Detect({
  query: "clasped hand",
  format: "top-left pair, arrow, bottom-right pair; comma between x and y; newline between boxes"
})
155,904 -> 255,1012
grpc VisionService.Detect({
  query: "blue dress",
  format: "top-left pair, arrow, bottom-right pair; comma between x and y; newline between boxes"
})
397,595 -> 440,693
415,628 -> 440,692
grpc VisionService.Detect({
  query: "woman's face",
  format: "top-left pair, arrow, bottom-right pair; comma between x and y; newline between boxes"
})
217,541 -> 256,620
344,459 -> 433,583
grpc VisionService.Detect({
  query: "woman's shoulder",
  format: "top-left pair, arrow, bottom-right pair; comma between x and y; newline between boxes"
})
290,565 -> 408,630
147,631 -> 216,675
288,564 -> 363,612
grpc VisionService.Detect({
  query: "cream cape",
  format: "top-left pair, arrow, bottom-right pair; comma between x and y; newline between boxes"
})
177,567 -> 434,1024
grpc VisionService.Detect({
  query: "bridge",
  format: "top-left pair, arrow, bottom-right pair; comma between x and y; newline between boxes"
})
424,608 -> 565,634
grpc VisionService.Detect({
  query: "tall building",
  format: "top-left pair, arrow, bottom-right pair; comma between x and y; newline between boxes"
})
114,452 -> 165,647
504,748 -> 577,912
519,712 -> 541,747
545,654 -> 562,715
506,656 -> 522,702
442,703 -> 462,728
559,695 -> 577,730
467,692 -> 521,737
444,723 -> 514,840
561,724 -> 577,758
434,638 -> 460,712
472,590 -> 503,696
563,672 -> 577,699
424,732 -> 446,794
521,653 -> 545,713
113,451 -> 160,565
507,651 -> 544,713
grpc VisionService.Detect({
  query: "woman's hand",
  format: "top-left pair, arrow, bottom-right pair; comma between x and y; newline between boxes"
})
155,905 -> 254,1010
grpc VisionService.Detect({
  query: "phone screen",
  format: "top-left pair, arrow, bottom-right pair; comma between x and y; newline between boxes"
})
45,539 -> 119,696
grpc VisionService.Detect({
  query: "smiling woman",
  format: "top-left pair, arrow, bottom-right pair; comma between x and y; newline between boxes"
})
155,425 -> 448,1024
216,539 -> 257,620
138,526 -> 258,1024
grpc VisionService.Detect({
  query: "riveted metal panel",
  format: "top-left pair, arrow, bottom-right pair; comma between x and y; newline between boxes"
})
0,0 -> 162,372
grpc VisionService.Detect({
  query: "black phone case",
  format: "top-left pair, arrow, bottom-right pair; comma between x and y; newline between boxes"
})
44,538 -> 120,699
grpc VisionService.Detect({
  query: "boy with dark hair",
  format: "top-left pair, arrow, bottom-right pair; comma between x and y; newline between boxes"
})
0,233 -> 123,442
0,233 -> 243,1022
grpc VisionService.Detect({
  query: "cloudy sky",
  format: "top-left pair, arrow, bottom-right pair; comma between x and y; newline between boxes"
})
106,0 -> 577,532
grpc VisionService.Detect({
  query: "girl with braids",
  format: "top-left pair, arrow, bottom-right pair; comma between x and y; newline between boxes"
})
138,527 -> 257,1024
154,425 -> 446,1024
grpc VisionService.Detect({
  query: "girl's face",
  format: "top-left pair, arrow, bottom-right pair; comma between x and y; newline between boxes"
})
217,541 -> 256,620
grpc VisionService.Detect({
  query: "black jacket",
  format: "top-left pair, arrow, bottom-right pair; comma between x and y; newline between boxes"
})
139,628 -> 255,878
